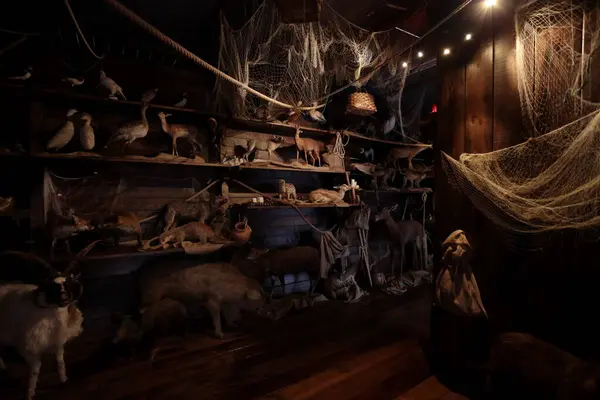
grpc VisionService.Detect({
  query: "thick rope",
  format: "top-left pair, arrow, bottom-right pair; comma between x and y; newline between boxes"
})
64,0 -> 105,60
332,131 -> 350,157
103,0 -> 324,112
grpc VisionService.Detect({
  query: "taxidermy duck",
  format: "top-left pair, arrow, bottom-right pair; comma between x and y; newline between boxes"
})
62,77 -> 84,87
8,66 -> 32,81
99,70 -> 126,100
141,88 -> 158,103
157,112 -> 202,156
47,109 -> 79,151
173,92 -> 187,108
79,113 -> 95,150
308,184 -> 352,206
105,104 -> 149,149
306,102 -> 326,124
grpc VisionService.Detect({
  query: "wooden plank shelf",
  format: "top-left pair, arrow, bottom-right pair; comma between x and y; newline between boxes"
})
364,188 -> 433,194
4,83 -> 430,148
247,203 -> 360,209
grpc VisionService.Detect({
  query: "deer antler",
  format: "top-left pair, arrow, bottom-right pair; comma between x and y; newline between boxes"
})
63,240 -> 102,275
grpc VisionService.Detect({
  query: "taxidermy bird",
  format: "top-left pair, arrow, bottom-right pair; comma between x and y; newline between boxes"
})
79,113 -> 95,150
105,104 -> 149,149
47,109 -> 78,151
141,88 -> 158,103
306,102 -> 326,124
62,77 -> 85,87
173,92 -> 187,108
99,70 -> 126,100
8,66 -> 32,81
382,114 -> 396,136
157,112 -> 202,156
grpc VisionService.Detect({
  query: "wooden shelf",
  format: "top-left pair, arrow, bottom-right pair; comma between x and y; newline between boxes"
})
247,202 -> 359,209
364,188 -> 433,194
5,83 -> 430,148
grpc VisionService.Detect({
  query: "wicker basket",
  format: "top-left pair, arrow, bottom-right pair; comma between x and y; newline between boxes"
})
347,92 -> 377,116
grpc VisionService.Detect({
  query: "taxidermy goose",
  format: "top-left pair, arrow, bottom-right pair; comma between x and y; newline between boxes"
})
105,104 -> 149,149
99,70 -> 126,100
79,113 -> 95,150
157,111 -> 202,156
47,109 -> 79,151
306,102 -> 326,124
141,88 -> 158,103
8,66 -> 32,81
62,77 -> 84,87
173,92 -> 187,108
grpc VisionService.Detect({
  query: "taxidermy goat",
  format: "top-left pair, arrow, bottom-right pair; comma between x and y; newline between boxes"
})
173,92 -> 187,108
128,261 -> 264,339
79,113 -> 95,150
295,128 -> 326,166
140,88 -> 158,103
245,246 -> 321,298
62,77 -> 84,87
0,243 -> 95,399
105,103 -> 149,149
8,66 -> 32,81
488,332 -> 600,399
47,109 -> 79,151
50,211 -> 93,258
387,145 -> 431,169
97,212 -> 143,247
99,70 -> 126,100
278,179 -> 297,201
157,112 -> 202,157
308,184 -> 352,205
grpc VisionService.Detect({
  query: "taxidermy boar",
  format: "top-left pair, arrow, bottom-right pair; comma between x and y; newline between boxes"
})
488,332 -> 600,399
132,261 -> 265,339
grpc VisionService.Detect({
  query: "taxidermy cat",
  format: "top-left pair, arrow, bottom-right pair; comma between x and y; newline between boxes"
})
277,179 -> 297,201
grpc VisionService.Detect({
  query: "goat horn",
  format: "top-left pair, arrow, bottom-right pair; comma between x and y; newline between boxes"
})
2,251 -> 57,276
63,240 -> 101,275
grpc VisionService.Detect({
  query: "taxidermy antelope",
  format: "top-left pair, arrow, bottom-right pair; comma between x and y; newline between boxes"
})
99,70 -> 126,100
47,109 -> 79,151
105,103 -> 149,149
308,184 -> 352,205
157,112 -> 202,156
79,113 -> 95,150
387,145 -> 431,170
0,242 -> 97,399
375,205 -> 427,277
294,128 -> 325,166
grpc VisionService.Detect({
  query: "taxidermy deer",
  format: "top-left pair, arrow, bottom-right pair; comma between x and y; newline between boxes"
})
375,205 -> 427,276
294,128 -> 325,166
105,104 -> 149,149
387,145 -> 431,170
0,242 -> 96,399
308,184 -> 352,205
157,112 -> 202,156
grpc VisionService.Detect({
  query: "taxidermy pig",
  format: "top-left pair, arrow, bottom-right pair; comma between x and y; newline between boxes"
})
488,332 -> 600,399
133,261 -> 265,339
97,212 -> 142,247
247,246 -> 321,297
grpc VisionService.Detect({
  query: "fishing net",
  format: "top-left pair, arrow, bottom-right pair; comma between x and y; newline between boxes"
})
216,0 -> 411,130
443,0 -> 600,233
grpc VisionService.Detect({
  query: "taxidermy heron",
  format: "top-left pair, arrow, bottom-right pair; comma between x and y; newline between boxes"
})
105,104 -> 149,149
306,102 -> 326,124
47,109 -> 79,151
99,70 -> 126,100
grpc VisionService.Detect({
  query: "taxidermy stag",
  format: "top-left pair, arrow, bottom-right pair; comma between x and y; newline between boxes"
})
0,243 -> 96,399
387,145 -> 431,170
488,332 -> 600,399
99,70 -> 126,100
105,104 -> 149,149
375,205 -> 427,276
295,128 -> 325,166
47,109 -> 78,151
157,112 -> 203,157
308,184 -> 352,205
121,260 -> 264,339
79,113 -> 95,150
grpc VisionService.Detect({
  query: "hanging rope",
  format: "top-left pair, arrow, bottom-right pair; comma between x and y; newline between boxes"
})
64,0 -> 105,60
332,131 -> 350,158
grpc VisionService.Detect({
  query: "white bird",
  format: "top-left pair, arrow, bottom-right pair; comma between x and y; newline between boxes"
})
382,114 -> 396,136
307,102 -> 326,124
62,77 -> 85,87
8,66 -> 32,81
141,88 -> 158,103
99,70 -> 126,100
47,109 -> 78,151
79,113 -> 95,150
105,104 -> 149,149
173,92 -> 187,108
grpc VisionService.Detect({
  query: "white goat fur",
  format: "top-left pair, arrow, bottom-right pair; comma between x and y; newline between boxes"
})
0,283 -> 83,399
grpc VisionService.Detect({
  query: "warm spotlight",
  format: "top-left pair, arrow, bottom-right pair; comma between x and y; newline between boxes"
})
465,33 -> 473,41
402,61 -> 408,68
417,51 -> 424,58
443,48 -> 451,56
484,0 -> 497,7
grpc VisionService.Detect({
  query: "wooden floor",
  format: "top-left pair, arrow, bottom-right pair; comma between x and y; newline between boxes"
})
1,286 -> 467,400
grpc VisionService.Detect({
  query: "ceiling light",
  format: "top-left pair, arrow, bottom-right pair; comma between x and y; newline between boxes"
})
484,0 -> 497,7
443,48 -> 451,56
465,33 -> 473,41
402,61 -> 408,68
417,51 -> 424,58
